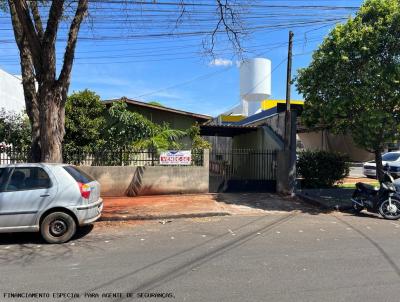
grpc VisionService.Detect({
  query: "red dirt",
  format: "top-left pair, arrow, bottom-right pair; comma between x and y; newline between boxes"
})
101,194 -> 229,220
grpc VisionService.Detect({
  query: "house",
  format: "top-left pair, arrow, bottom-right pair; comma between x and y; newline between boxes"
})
103,97 -> 211,130
206,99 -> 374,162
0,68 -> 25,113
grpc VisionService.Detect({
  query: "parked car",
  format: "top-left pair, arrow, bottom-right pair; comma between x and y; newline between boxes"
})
0,163 -> 103,243
363,151 -> 400,178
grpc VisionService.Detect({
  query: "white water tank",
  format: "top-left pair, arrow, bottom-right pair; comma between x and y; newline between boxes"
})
240,58 -> 271,116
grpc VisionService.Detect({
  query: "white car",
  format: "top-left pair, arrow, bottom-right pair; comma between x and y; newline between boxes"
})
0,163 -> 103,243
363,151 -> 400,178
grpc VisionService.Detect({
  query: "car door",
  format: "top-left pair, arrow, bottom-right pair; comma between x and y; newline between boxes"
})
0,166 -> 57,229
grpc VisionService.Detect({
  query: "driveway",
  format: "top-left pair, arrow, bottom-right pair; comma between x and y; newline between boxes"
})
1,206 -> 400,302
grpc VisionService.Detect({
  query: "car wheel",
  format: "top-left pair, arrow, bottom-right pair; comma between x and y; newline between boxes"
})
40,212 -> 76,244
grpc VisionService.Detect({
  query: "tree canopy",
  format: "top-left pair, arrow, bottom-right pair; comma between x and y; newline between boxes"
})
64,90 -> 107,152
296,0 -> 400,179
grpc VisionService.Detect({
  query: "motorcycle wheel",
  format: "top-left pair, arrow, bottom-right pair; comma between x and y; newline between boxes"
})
379,198 -> 400,220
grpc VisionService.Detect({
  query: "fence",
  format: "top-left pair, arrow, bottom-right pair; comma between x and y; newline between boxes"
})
209,149 -> 277,180
0,147 -> 204,167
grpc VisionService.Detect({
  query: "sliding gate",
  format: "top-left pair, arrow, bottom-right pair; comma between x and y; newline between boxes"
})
209,149 -> 277,193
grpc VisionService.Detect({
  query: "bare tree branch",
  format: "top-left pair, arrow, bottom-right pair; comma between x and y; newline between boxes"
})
207,0 -> 244,56
9,0 -> 42,73
28,0 -> 44,40
41,0 -> 65,81
58,0 -> 88,93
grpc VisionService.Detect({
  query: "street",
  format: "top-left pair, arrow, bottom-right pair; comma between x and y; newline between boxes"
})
1,207 -> 400,302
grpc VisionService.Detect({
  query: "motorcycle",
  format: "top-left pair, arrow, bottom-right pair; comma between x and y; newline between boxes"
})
351,170 -> 400,220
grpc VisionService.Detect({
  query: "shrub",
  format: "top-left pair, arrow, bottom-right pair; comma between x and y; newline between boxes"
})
297,150 -> 350,188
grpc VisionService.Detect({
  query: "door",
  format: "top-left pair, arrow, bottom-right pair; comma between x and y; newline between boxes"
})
0,166 -> 56,229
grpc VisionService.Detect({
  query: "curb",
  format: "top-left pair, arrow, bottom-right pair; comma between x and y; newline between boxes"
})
296,192 -> 353,211
99,212 -> 231,222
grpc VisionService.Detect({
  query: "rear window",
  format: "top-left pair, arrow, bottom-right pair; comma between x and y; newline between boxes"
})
382,153 -> 400,162
63,166 -> 95,183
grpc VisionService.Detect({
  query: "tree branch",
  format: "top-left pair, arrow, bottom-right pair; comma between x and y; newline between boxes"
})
28,0 -> 44,40
9,0 -> 42,73
41,0 -> 65,81
209,0 -> 243,54
58,0 -> 88,94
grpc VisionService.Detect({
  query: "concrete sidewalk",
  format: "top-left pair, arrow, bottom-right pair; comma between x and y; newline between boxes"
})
100,193 -> 318,221
296,177 -> 378,211
296,188 -> 354,211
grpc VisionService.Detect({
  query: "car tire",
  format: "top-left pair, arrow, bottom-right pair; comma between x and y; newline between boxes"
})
40,212 -> 76,244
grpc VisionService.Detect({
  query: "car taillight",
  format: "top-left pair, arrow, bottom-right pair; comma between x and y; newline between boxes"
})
78,182 -> 91,199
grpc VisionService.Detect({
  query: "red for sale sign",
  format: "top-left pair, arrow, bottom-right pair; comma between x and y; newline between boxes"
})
159,151 -> 192,165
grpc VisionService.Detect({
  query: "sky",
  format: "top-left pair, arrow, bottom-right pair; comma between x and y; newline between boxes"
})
0,0 -> 363,117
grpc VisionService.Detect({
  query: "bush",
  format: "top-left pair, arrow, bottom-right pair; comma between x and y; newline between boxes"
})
297,150 -> 350,188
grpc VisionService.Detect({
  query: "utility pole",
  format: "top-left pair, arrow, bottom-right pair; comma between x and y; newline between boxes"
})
284,30 -> 294,148
278,30 -> 295,195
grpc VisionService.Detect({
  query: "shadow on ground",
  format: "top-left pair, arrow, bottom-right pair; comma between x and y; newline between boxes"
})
298,188 -> 354,210
214,192 -> 334,215
0,224 -> 94,245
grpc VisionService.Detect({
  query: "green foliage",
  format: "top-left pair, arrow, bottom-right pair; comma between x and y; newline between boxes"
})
0,0 -> 7,12
297,150 -> 350,188
0,108 -> 31,149
64,90 -> 107,152
187,123 -> 211,150
133,122 -> 186,151
296,0 -> 400,160
105,101 -> 154,149
62,90 -> 208,155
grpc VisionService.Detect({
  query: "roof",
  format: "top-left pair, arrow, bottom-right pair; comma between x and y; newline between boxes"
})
103,97 -> 211,121
236,107 -> 278,126
200,124 -> 258,137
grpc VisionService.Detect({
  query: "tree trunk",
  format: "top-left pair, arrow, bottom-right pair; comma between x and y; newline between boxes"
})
19,46 -> 41,162
38,86 -> 65,163
375,149 -> 384,181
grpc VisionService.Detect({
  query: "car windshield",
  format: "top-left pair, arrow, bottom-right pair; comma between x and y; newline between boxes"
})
382,153 -> 400,162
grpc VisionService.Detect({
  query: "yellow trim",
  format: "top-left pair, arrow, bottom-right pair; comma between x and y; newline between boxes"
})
221,115 -> 246,122
261,99 -> 304,111
220,100 -> 304,122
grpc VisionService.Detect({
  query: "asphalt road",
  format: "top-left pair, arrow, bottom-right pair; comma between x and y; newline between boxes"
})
1,210 -> 400,302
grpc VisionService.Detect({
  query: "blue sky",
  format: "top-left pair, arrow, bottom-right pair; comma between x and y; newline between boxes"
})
0,0 -> 363,116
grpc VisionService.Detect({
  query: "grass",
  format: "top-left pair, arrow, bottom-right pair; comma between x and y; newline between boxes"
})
337,181 -> 379,189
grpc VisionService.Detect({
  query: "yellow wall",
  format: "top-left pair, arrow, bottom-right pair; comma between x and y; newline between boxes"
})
220,115 -> 246,122
261,99 -> 304,111
220,100 -> 304,123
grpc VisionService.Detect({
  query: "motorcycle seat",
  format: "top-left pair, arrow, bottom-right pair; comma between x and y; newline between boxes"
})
356,182 -> 379,193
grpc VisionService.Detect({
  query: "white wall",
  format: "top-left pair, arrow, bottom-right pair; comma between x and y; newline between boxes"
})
0,69 -> 25,113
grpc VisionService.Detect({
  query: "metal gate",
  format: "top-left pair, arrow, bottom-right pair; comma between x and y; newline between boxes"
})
209,149 -> 277,193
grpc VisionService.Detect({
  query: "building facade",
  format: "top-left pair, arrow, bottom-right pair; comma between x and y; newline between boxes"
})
0,69 -> 25,113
